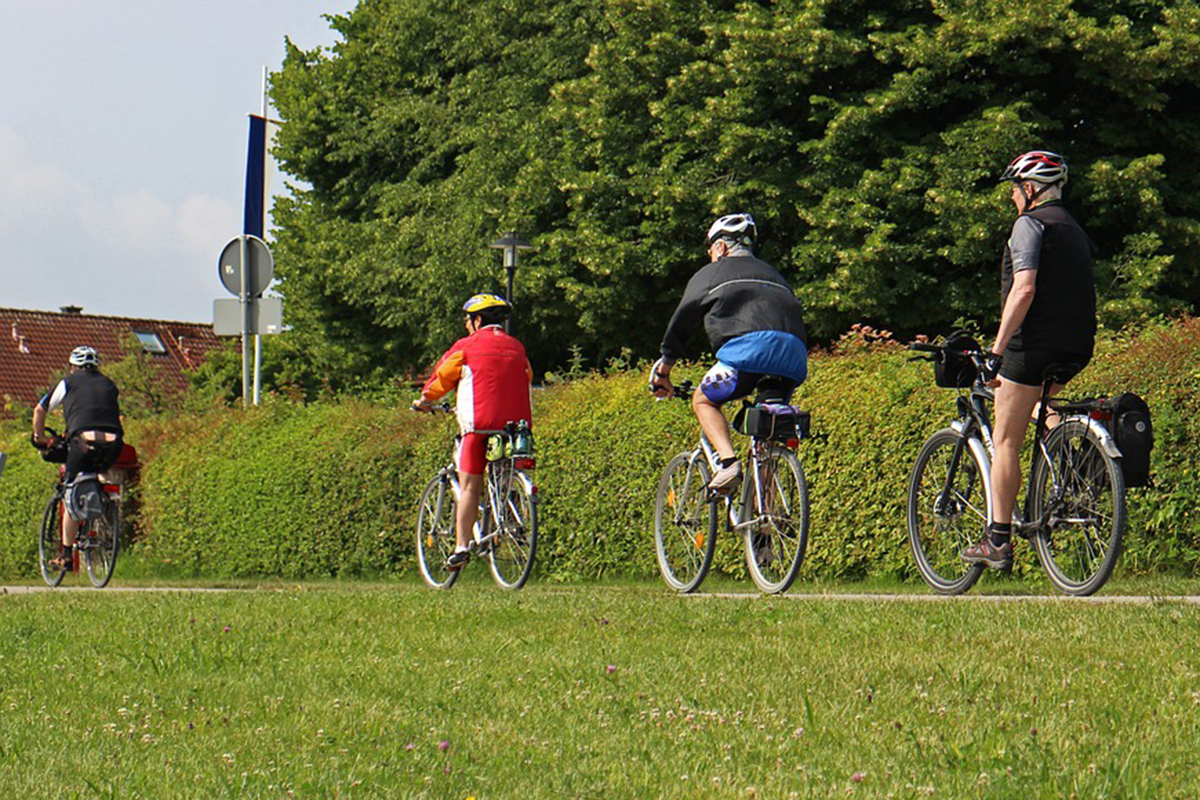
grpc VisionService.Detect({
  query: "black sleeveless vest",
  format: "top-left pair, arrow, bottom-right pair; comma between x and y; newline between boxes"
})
1001,200 -> 1096,355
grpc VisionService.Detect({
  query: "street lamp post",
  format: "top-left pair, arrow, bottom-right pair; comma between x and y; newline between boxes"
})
488,232 -> 533,332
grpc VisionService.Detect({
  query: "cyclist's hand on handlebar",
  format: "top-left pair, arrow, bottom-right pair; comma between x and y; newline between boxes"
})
981,352 -> 1003,387
648,358 -> 673,398
410,398 -> 433,413
30,433 -> 49,450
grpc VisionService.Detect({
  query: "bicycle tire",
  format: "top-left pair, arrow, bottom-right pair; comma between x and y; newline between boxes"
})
84,493 -> 120,588
488,468 -> 538,589
654,452 -> 717,593
38,494 -> 66,588
744,447 -> 809,594
907,428 -> 988,594
1029,419 -> 1126,596
416,472 -> 460,589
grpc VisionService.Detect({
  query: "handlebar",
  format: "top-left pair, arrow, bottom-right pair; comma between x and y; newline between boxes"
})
411,402 -> 453,414
31,427 -> 61,450
672,380 -> 694,399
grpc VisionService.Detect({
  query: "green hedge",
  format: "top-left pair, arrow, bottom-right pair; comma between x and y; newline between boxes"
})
0,426 -> 56,577
3,319 -> 1199,580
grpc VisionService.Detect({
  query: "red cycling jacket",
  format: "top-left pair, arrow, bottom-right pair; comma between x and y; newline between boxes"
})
422,325 -> 534,432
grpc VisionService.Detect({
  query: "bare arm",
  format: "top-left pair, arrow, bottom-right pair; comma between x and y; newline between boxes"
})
32,403 -> 49,445
992,269 -> 1037,354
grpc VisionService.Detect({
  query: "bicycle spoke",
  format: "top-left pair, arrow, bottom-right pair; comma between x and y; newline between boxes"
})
655,453 -> 716,593
1032,420 -> 1125,596
907,429 -> 987,594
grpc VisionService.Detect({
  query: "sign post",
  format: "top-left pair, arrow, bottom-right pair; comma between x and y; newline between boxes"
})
216,234 -> 276,406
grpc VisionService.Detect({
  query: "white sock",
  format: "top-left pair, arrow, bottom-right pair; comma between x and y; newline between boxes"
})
454,545 -> 469,554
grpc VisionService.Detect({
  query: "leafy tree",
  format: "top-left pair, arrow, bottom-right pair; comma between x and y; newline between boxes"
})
270,0 -> 1200,393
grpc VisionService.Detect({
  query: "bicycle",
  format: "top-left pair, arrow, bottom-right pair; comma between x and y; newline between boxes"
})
414,405 -> 539,590
653,380 -> 811,594
906,341 -> 1126,596
35,429 -> 122,589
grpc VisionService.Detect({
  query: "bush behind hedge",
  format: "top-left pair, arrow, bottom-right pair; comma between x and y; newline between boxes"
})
3,319 -> 1198,581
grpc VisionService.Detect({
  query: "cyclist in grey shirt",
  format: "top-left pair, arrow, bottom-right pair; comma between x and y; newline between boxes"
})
962,151 -> 1096,569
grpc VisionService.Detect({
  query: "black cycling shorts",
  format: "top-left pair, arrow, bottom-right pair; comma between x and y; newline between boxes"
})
1000,348 -> 1090,388
66,435 -> 124,482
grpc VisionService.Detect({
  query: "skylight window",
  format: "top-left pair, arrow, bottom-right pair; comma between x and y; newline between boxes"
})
132,330 -> 167,354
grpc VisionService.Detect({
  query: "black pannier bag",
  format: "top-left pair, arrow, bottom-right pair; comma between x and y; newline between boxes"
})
734,403 -> 811,442
1106,392 -> 1153,487
935,331 -> 980,389
40,436 -> 69,463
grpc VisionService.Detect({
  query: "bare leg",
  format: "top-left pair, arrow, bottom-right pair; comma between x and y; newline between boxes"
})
693,391 -> 735,461
61,514 -> 80,548
990,379 -> 1046,525
456,471 -> 485,549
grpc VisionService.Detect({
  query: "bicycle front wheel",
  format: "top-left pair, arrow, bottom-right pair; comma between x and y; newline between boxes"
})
1030,419 -> 1126,596
488,469 -> 538,590
84,493 -> 120,588
38,495 -> 66,588
744,447 -> 809,594
654,452 -> 717,593
416,473 -> 459,589
907,428 -> 988,594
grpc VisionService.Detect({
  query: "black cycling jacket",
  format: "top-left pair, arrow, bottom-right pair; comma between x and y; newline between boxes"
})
660,254 -> 807,363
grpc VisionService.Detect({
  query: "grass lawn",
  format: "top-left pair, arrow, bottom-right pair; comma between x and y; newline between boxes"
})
2,579 -> 1200,798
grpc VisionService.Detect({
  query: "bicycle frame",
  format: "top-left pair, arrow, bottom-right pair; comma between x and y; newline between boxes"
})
690,429 -> 789,533
930,351 -> 1120,533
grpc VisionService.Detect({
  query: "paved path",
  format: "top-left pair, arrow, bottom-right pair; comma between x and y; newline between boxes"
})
0,585 -> 234,595
695,592 -> 1200,604
5,585 -> 1198,604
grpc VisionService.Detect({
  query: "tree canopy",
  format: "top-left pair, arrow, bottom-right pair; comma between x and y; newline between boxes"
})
269,0 -> 1200,391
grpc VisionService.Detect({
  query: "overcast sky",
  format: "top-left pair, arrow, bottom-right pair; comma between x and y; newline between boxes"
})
1,0 -> 355,322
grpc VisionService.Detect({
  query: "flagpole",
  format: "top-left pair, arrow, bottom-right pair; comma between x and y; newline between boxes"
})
253,66 -> 267,405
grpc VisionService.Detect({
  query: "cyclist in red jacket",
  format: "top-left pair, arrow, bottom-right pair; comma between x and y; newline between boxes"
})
412,294 -> 533,571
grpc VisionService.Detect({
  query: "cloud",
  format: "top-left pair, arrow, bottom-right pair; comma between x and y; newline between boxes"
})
0,124 -> 239,319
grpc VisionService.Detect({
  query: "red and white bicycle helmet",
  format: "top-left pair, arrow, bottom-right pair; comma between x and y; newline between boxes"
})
999,151 -> 1068,185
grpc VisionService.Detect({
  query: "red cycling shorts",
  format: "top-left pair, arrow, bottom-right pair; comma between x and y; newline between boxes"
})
455,432 -> 488,475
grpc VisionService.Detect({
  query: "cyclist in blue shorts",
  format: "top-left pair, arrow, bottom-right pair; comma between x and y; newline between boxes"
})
650,213 -> 809,491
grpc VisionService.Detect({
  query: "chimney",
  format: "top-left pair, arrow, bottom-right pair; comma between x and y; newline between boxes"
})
60,305 -> 83,315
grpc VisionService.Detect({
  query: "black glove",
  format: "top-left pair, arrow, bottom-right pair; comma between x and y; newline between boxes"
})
981,352 -> 1003,383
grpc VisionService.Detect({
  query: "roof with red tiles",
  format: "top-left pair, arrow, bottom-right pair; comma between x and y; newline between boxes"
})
0,306 -> 226,409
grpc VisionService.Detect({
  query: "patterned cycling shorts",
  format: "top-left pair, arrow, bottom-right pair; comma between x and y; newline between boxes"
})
699,362 -> 796,405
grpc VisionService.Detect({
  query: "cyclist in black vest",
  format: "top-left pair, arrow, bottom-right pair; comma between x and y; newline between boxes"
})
962,151 -> 1097,569
650,213 -> 809,492
31,346 -> 124,571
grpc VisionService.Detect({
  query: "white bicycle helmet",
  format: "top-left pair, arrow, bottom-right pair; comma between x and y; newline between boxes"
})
999,151 -> 1068,185
69,346 -> 99,368
705,213 -> 757,247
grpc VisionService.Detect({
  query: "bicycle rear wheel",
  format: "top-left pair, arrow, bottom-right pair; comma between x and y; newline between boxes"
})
907,428 -> 988,594
83,493 -> 121,588
416,472 -> 460,589
744,447 -> 809,594
654,452 -> 717,593
488,468 -> 538,589
38,494 -> 66,588
1030,419 -> 1126,596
